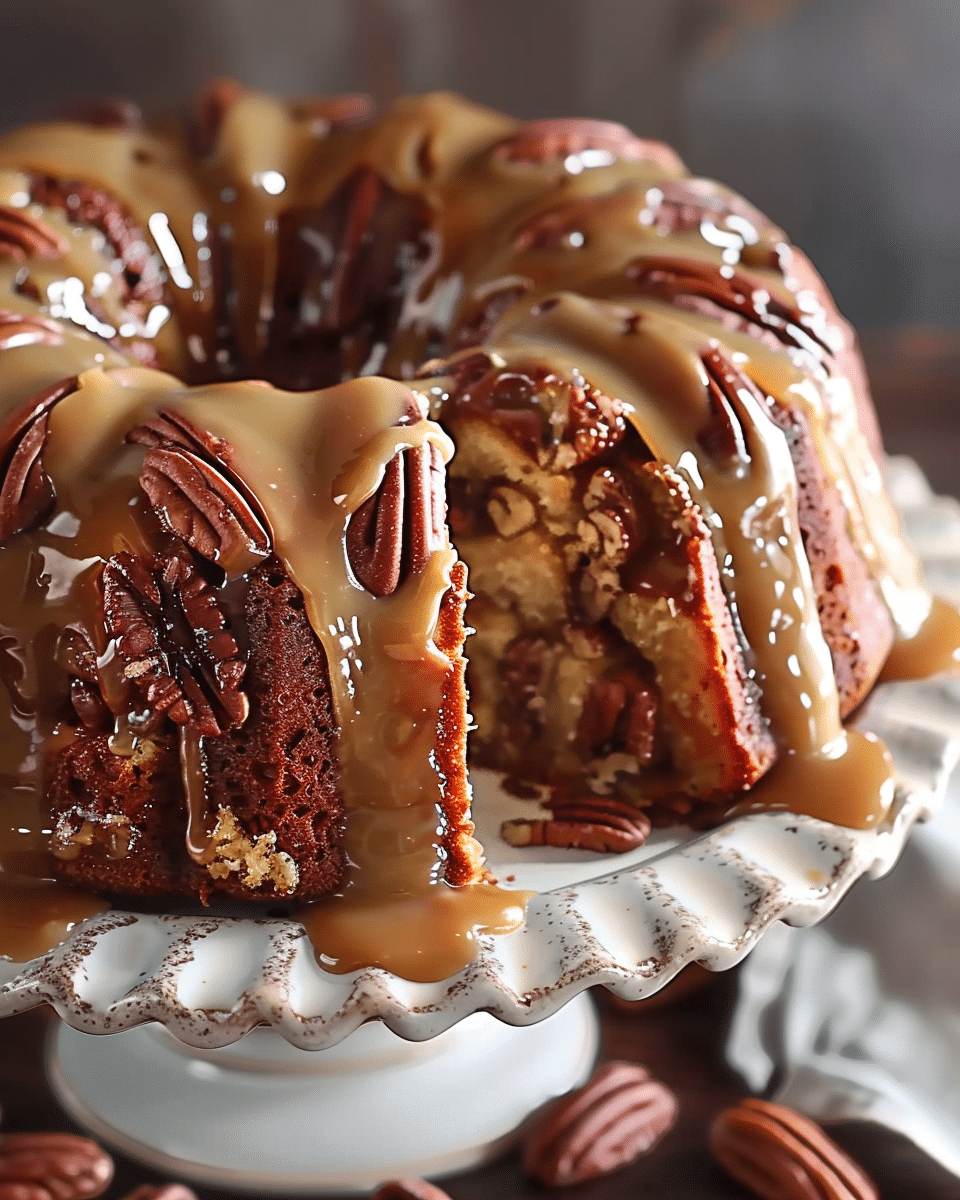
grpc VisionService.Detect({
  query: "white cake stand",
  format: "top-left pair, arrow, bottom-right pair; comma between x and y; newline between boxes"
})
3,458 -> 960,1194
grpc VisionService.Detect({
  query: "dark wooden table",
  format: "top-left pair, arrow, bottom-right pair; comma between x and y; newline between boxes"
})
2,326 -> 960,1200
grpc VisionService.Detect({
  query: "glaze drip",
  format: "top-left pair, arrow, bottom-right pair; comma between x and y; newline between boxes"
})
0,88 -> 956,972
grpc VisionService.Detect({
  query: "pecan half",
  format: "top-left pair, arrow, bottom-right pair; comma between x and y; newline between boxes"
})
0,206 -> 68,262
140,445 -> 271,575
128,410 -> 231,461
502,797 -> 652,854
117,1187 -> 197,1200
58,96 -> 144,131
0,310 -> 64,350
495,119 -> 683,171
262,167 -> 434,389
576,672 -> 658,762
626,256 -> 837,368
28,175 -> 165,307
709,1099 -> 878,1200
0,377 -> 78,542
698,346 -> 771,468
290,93 -> 375,133
101,551 -> 248,736
345,441 -> 445,597
522,1061 -> 678,1186
641,177 -> 779,245
0,1132 -> 114,1200
368,1181 -> 452,1200
191,78 -> 246,157
450,282 -> 530,350
129,409 -> 272,573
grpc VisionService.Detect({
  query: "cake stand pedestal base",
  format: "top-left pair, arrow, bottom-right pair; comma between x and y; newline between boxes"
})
45,992 -> 599,1194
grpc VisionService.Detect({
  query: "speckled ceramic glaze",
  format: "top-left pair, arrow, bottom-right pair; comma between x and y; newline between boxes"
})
1,458 -> 958,1052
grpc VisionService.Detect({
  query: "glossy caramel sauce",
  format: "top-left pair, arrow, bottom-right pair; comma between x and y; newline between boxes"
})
0,90 -> 956,972
880,596 -> 960,683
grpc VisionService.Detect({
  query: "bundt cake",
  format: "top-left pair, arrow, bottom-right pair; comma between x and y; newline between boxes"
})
0,85 -> 956,970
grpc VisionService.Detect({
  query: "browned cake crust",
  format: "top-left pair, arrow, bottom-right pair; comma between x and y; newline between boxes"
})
47,560 -> 349,901
764,401 -> 894,715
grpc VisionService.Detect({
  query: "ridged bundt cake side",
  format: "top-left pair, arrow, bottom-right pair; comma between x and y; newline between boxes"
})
0,86 -> 957,970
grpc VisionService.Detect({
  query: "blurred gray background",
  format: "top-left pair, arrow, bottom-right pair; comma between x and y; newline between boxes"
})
0,0 -> 957,330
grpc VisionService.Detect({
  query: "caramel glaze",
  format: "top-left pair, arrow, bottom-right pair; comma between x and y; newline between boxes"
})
0,88 -> 956,969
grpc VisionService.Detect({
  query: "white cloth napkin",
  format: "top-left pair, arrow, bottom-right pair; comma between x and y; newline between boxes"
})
728,763 -> 960,1177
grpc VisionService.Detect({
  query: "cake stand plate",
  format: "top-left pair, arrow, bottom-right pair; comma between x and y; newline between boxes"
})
2,458 -> 960,1192
46,993 -> 599,1193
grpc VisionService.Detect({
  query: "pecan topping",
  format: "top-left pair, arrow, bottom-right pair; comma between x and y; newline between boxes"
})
291,93 -> 375,133
128,410 -> 231,460
129,409 -> 271,573
58,96 -> 144,131
0,1132 -> 114,1200
698,347 -> 769,466
501,797 -> 651,854
191,78 -> 246,157
262,167 -> 434,389
564,382 -> 628,465
0,206 -> 68,262
522,1061 -> 678,1186
101,551 -> 248,736
709,1099 -> 878,1200
641,177 -> 779,245
451,283 -> 530,350
0,377 -> 78,542
496,119 -> 683,171
28,176 -> 165,307
368,1181 -> 452,1200
118,1185 -> 197,1200
626,256 -> 838,368
140,445 -> 272,575
345,441 -> 445,598
0,310 -> 63,350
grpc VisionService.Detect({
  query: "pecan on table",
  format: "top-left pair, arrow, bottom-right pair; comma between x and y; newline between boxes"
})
522,1060 -> 678,1187
0,1132 -> 114,1200
0,377 -> 79,542
117,1186 -> 197,1200
101,550 -> 248,737
709,1098 -> 878,1200
368,1181 -> 452,1200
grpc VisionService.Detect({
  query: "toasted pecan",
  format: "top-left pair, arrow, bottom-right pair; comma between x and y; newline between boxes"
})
117,1188 -> 197,1200
0,1132 -> 113,1200
495,119 -> 683,170
0,206 -> 68,262
501,796 -> 651,854
345,442 -> 445,597
368,1181 -> 452,1200
709,1098 -> 878,1200
0,377 -> 79,542
101,550 -> 248,737
522,1060 -> 678,1186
